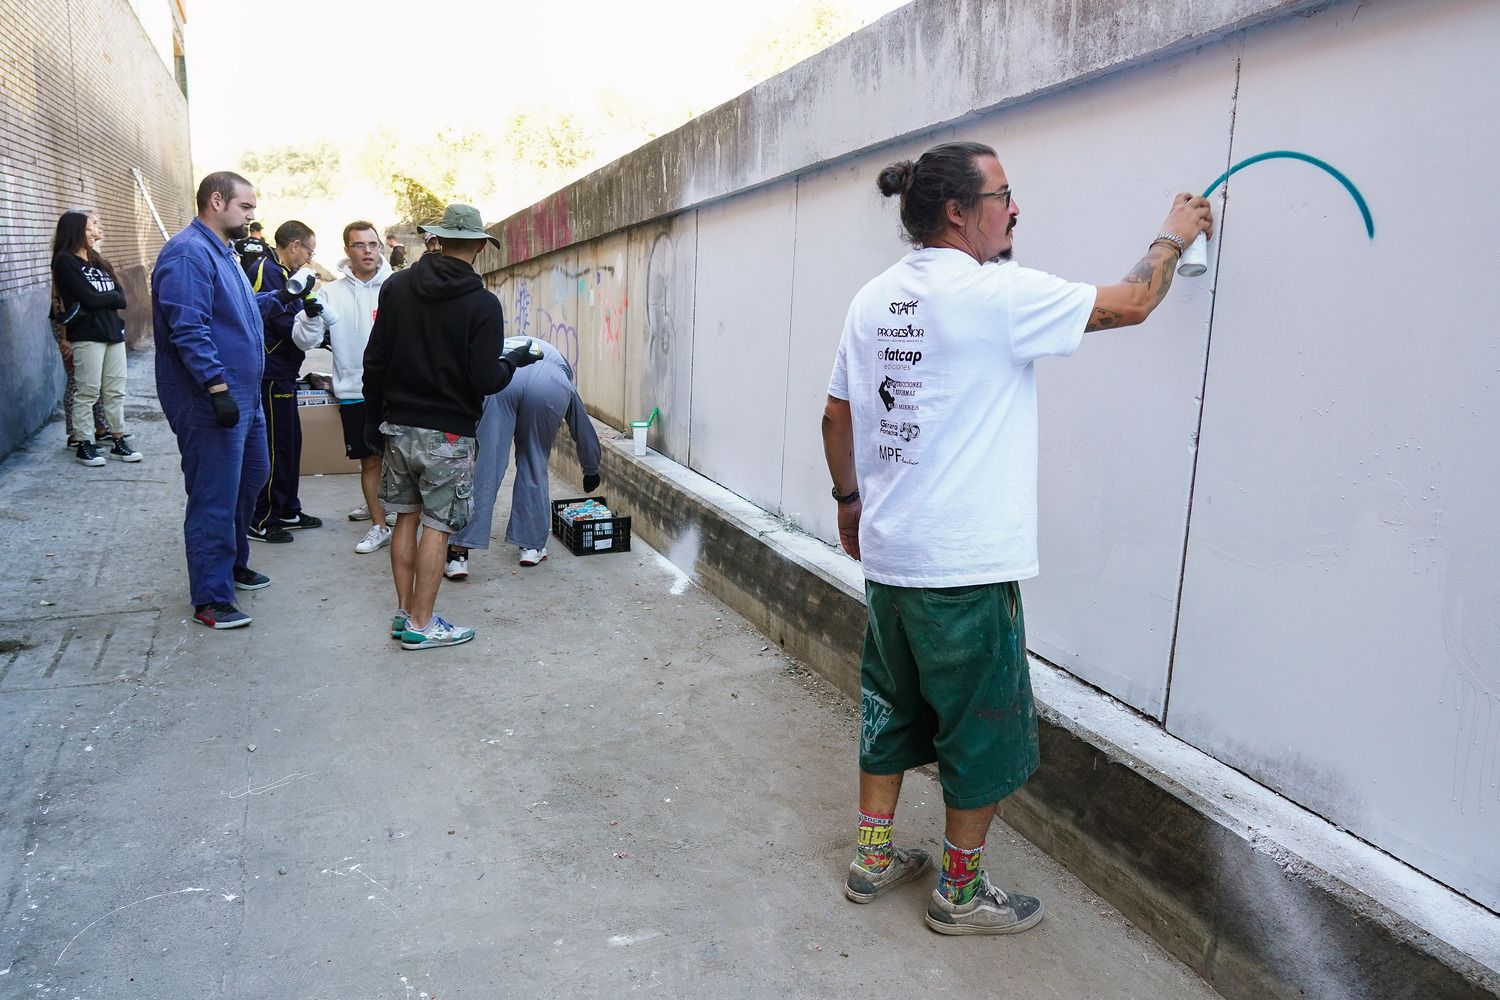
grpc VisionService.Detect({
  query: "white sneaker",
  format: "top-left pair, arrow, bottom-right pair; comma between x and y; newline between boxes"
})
519,547 -> 547,567
385,511 -> 398,526
354,523 -> 392,554
444,552 -> 469,580
348,504 -> 371,521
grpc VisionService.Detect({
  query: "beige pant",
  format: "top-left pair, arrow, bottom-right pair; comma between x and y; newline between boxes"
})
70,341 -> 127,438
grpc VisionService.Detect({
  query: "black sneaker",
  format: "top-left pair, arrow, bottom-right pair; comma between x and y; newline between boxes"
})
193,602 -> 251,629
247,523 -> 294,543
277,512 -> 323,530
94,429 -> 111,442
233,566 -> 271,591
107,436 -> 143,462
75,441 -> 105,467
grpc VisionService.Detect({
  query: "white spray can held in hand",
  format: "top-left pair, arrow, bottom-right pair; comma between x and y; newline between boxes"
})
1176,189 -> 1220,277
1177,235 -> 1209,277
502,336 -> 544,360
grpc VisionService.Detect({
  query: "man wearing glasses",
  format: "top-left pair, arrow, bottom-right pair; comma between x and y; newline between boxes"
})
244,220 -> 327,543
316,221 -> 396,553
823,141 -> 1211,935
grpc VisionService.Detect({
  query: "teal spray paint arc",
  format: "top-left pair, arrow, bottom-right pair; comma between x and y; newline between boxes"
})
1178,149 -> 1375,276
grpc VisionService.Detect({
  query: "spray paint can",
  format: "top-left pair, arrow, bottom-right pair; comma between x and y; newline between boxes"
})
1178,234 -> 1209,277
503,336 -> 545,359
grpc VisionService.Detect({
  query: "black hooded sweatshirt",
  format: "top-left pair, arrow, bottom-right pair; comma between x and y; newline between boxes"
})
53,254 -> 127,344
362,252 -> 514,437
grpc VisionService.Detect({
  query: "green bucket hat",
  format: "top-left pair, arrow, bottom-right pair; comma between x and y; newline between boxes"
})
419,204 -> 501,249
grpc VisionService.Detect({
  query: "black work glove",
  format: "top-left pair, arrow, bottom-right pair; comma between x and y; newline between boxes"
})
364,425 -> 385,455
503,341 -> 541,370
582,473 -> 600,493
209,390 -> 240,427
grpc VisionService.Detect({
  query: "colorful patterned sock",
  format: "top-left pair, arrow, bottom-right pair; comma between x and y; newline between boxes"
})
938,837 -> 983,904
855,809 -> 895,871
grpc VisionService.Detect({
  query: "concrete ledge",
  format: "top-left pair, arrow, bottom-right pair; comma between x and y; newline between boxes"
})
557,424 -> 1500,1000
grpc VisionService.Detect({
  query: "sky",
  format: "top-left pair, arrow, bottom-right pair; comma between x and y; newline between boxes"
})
185,0 -> 909,171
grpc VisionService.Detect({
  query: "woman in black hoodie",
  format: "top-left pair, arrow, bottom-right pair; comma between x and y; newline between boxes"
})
52,211 -> 141,465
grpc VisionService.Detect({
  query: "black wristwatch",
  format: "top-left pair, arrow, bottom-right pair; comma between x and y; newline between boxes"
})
832,485 -> 861,505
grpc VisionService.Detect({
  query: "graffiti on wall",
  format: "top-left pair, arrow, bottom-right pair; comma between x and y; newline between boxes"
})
503,190 -> 572,264
512,278 -> 531,340
645,233 -> 676,360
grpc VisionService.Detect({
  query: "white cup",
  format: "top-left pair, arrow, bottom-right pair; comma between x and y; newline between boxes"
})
632,425 -> 648,456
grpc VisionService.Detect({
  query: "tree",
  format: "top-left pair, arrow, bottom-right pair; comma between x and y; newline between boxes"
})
738,1 -> 865,85
389,174 -> 446,228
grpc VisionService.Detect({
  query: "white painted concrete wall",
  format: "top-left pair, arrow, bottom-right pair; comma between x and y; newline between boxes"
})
487,0 -> 1500,912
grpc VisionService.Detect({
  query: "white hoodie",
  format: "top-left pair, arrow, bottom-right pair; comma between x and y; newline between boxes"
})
316,256 -> 393,400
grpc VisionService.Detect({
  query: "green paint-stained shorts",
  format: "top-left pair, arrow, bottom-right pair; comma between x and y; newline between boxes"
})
859,579 -> 1039,809
378,422 -> 476,534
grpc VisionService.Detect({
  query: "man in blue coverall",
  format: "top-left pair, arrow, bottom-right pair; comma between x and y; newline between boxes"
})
152,171 -> 271,630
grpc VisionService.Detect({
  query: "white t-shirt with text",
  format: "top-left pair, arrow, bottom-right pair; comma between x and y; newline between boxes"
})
827,248 -> 1095,588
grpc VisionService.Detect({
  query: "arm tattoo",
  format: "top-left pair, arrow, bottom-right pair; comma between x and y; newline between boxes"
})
1124,244 -> 1178,303
1088,307 -> 1126,330
1086,244 -> 1178,331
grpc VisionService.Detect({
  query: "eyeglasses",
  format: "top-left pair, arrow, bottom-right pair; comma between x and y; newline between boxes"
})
978,188 -> 1013,209
347,242 -> 380,251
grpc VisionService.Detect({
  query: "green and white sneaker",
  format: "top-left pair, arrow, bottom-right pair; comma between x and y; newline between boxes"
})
925,871 -> 1045,936
400,614 -> 475,651
391,609 -> 410,639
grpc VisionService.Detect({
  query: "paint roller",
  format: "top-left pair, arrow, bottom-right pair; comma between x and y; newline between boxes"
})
1176,150 -> 1375,277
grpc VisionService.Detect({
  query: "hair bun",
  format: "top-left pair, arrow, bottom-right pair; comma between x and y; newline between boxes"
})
877,161 -> 915,198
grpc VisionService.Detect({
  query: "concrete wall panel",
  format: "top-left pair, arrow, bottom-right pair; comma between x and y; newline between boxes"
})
1167,0 -> 1500,909
688,185 -> 798,511
524,249 -> 581,395
573,235 -> 630,427
971,51 -> 1241,718
780,152 -> 915,540
623,216 -> 697,462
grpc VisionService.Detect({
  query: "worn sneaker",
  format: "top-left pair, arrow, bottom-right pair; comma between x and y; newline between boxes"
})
845,846 -> 933,903
399,614 -> 475,651
348,504 -> 372,521
518,547 -> 548,567
925,872 -> 1045,936
232,566 -> 271,591
194,602 -> 252,630
247,523 -> 294,543
355,524 -> 392,554
443,550 -> 469,580
386,511 -> 398,526
391,609 -> 411,639
75,441 -> 105,467
277,512 -> 323,530
107,436 -> 143,462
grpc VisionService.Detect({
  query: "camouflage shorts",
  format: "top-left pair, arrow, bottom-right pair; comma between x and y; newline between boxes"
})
377,422 -> 476,534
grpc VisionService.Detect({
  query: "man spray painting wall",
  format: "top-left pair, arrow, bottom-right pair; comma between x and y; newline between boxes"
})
821,140 -> 1211,934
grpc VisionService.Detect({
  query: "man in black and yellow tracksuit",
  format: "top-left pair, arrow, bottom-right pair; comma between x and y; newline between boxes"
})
244,220 -> 326,542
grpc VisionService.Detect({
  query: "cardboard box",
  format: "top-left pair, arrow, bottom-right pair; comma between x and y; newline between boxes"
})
297,395 -> 360,476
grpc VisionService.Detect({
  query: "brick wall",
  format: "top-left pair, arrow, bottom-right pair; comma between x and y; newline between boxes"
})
0,0 -> 192,457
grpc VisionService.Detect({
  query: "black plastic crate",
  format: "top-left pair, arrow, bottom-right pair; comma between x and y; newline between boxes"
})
550,495 -> 632,556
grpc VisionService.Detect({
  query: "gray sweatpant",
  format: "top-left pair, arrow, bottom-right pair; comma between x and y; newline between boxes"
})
454,353 -> 600,551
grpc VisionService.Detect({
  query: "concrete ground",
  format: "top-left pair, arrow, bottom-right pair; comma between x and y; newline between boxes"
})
0,354 -> 1219,999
